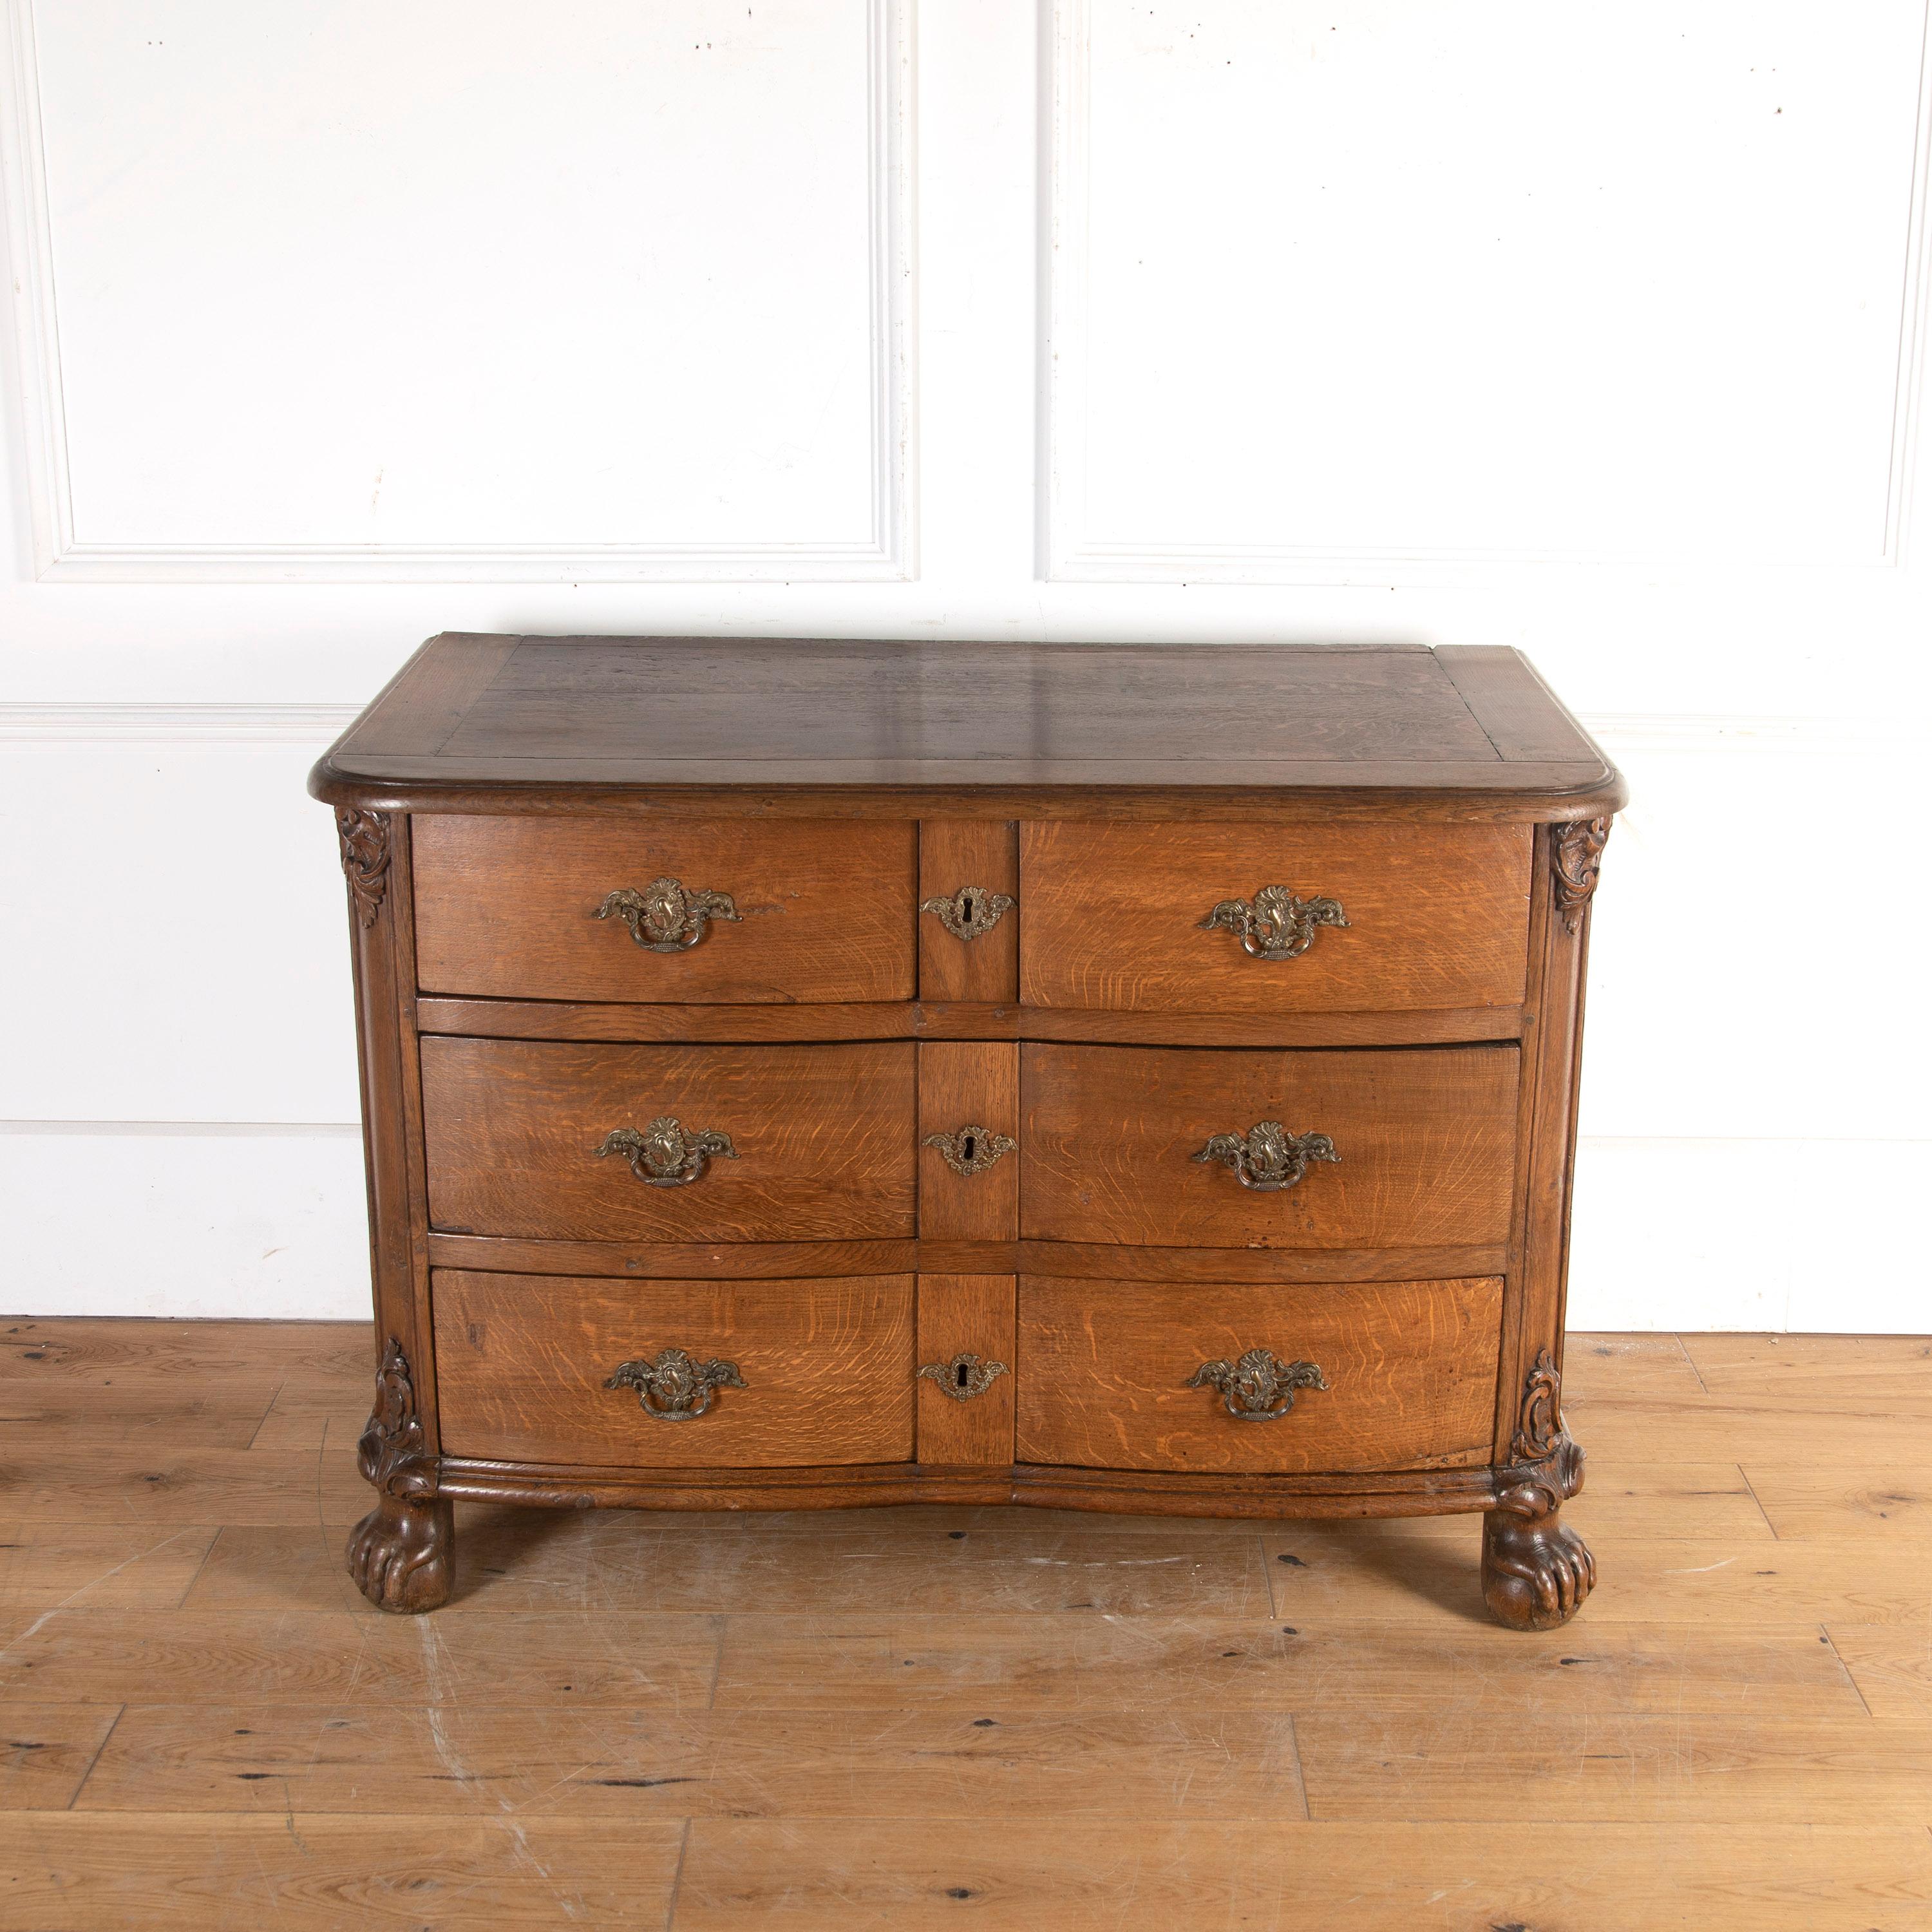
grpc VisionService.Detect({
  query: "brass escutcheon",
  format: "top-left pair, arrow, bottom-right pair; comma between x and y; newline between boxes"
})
923,1124 -> 1017,1177
1193,1122 -> 1339,1193
1188,1349 -> 1329,1421
918,1352 -> 1009,1402
595,1117 -> 737,1188
605,1348 -> 746,1421
920,884 -> 1015,942
595,876 -> 742,951
1200,886 -> 1348,961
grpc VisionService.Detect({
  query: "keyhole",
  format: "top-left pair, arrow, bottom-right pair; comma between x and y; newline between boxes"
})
961,1134 -> 976,1163
960,894 -> 974,923
956,1361 -> 971,1390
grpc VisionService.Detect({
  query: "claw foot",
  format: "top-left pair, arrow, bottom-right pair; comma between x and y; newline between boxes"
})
346,1494 -> 453,1613
1482,1479 -> 1594,1631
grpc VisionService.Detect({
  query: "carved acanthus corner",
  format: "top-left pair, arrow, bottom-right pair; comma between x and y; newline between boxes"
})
1551,817 -> 1611,936
1511,1348 -> 1564,1464
356,1338 -> 438,1500
335,808 -> 392,927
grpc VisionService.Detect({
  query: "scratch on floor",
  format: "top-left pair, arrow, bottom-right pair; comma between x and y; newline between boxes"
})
0,1526 -> 205,1665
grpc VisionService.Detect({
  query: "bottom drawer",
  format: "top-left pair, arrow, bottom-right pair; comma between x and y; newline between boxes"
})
1015,1276 -> 1502,1475
432,1271 -> 914,1468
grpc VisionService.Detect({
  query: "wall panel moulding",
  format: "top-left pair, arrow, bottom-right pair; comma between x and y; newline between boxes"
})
1,0 -> 915,582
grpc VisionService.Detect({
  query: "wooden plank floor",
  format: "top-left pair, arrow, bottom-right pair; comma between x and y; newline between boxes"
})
3,1320 -> 1930,1929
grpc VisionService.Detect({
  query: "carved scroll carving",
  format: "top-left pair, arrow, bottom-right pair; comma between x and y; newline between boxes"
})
1511,1348 -> 1564,1463
335,808 -> 393,927
356,1338 -> 439,1501
1551,817 -> 1611,935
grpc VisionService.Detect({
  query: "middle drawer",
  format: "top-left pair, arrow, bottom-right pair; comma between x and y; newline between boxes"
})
1021,1043 -> 1518,1249
421,1038 -> 917,1242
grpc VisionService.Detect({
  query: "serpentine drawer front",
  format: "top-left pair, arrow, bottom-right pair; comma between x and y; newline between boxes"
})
433,1272 -> 916,1468
317,634 -> 1621,1632
419,1037 -> 917,1243
413,815 -> 917,1003
1019,821 -> 1531,1015
1018,1043 -> 1518,1249
1014,1276 -> 1504,1475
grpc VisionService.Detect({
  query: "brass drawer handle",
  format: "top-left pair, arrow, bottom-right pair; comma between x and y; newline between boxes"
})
1201,886 -> 1348,961
919,1352 -> 1009,1402
1188,1349 -> 1329,1421
921,884 -> 1014,942
595,1117 -> 737,1187
596,876 -> 742,951
606,1347 -> 746,1420
923,1124 -> 1017,1177
1194,1122 -> 1339,1191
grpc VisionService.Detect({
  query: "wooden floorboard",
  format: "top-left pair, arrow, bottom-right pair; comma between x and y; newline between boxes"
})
0,1320 -> 1927,1928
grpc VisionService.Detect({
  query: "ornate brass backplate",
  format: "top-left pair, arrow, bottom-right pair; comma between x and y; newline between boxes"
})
595,876 -> 742,951
1188,1349 -> 1329,1421
920,884 -> 1016,942
922,1124 -> 1018,1177
605,1347 -> 746,1421
1193,1122 -> 1340,1192
1200,886 -> 1349,961
918,1352 -> 1010,1402
595,1117 -> 737,1187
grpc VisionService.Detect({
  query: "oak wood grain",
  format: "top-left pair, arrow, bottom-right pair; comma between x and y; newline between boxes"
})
413,813 -> 916,1003
1290,1709 -> 1932,1823
0,1609 -> 721,1710
1824,1625 -> 1932,1723
412,994 -> 1524,1047
708,1613 -> 1862,1717
1264,1523 -> 1932,1626
420,1233 -> 1511,1283
1020,1043 -> 1518,1248
431,1272 -> 916,1468
312,637 -> 1626,819
0,1705 -> 123,1811
1015,1276 -> 1502,1474
0,1528 -> 221,1612
672,1819 -> 1932,1932
0,1815 -> 687,1931
15,1321 -> 1932,1931
1019,820 -> 1531,1013
1743,1467 -> 1932,1540
918,822 -> 1018,1002
419,1037 -> 916,1242
186,1517 -> 1271,1617
916,1043 -> 1019,1242
73,1703 -> 1305,1819
914,1274 -> 1016,1468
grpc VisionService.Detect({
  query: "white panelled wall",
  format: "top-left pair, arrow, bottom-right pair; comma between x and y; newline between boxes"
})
3,0 -> 1927,1329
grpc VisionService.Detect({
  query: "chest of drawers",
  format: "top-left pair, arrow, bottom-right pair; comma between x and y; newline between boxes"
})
313,636 -> 1622,1629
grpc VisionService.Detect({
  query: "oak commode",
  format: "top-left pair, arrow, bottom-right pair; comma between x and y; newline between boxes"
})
312,635 -> 1621,1629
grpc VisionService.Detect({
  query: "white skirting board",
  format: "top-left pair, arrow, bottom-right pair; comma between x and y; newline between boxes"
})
3,1124 -> 1926,1331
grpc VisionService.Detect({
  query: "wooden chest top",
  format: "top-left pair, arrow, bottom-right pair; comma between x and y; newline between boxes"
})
311,634 -> 1624,820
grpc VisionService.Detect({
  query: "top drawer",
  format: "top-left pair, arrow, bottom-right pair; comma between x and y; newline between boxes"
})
1019,822 -> 1531,1014
413,817 -> 917,1003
